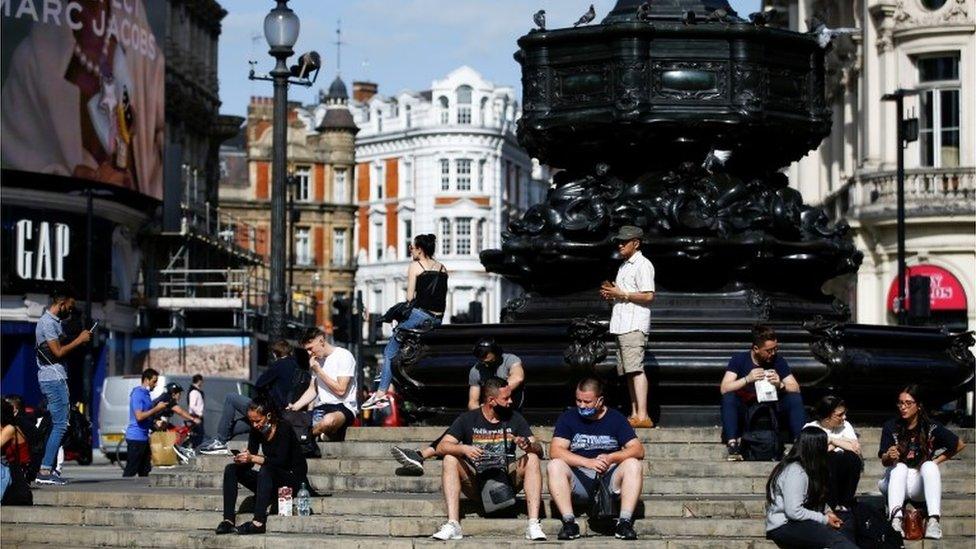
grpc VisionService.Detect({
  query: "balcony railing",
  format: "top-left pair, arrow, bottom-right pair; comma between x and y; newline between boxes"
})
827,167 -> 975,221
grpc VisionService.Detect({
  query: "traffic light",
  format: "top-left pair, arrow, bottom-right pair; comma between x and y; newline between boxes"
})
332,295 -> 351,343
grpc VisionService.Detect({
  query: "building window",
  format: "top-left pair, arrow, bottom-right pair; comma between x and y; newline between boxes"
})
476,219 -> 486,253
921,0 -> 947,10
917,54 -> 960,168
376,111 -> 383,133
294,166 -> 311,201
456,217 -> 471,255
405,104 -> 412,128
333,168 -> 348,203
456,85 -> 472,125
332,228 -> 347,267
439,219 -> 452,255
440,158 -> 451,191
402,160 -> 413,196
438,96 -> 449,124
456,159 -> 472,191
294,228 -> 311,266
372,221 -> 384,261
374,163 -> 385,199
480,97 -> 489,126
477,159 -> 486,192
402,218 -> 413,258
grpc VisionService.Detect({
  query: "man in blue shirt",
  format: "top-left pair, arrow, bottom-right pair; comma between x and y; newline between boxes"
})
34,291 -> 91,486
123,368 -> 170,477
547,377 -> 645,541
719,325 -> 805,461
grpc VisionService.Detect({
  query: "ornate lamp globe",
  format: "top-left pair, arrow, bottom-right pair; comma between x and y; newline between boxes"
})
264,0 -> 300,52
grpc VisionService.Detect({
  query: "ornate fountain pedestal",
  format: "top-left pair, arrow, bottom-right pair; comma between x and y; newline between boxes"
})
392,0 -> 974,420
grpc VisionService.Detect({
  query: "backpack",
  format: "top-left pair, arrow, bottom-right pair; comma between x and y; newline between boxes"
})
21,410 -> 48,482
741,403 -> 783,461
852,501 -> 904,548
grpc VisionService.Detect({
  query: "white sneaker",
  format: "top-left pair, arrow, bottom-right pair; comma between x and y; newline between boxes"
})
431,521 -> 462,540
361,392 -> 391,410
891,517 -> 904,536
525,520 -> 547,541
924,517 -> 943,539
198,439 -> 231,456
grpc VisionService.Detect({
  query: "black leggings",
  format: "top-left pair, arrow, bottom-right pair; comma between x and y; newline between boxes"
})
223,463 -> 299,523
767,520 -> 858,548
826,450 -> 862,508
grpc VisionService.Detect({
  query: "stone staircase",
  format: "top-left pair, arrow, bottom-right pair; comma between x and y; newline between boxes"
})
2,426 -> 973,548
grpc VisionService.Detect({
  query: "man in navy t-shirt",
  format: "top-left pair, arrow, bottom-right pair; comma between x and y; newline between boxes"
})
123,368 -> 169,477
719,325 -> 806,461
547,377 -> 645,541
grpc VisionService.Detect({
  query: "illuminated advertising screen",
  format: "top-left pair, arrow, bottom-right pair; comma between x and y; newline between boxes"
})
1,0 -> 166,200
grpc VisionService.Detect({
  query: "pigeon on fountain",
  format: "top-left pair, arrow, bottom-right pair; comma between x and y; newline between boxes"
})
749,8 -> 778,26
533,10 -> 546,31
636,2 -> 651,23
806,16 -> 858,49
702,148 -> 732,174
574,4 -> 596,27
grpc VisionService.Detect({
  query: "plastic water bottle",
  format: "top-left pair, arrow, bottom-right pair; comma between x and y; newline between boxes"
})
297,482 -> 311,516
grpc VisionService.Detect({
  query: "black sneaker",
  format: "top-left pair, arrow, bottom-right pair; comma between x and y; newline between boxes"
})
615,519 -> 638,540
215,520 -> 235,535
236,521 -> 266,535
390,446 -> 425,475
557,520 -> 580,540
726,441 -> 743,461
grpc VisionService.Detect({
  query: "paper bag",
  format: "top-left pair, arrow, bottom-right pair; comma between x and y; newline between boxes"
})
150,430 -> 178,466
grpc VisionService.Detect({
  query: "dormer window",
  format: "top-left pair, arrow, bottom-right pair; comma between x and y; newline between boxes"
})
456,85 -> 472,125
438,96 -> 449,124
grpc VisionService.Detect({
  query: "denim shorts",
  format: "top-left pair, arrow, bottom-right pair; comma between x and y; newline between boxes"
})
570,464 -> 621,502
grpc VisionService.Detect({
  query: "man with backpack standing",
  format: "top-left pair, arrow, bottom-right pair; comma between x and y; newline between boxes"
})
719,325 -> 805,461
34,291 -> 91,485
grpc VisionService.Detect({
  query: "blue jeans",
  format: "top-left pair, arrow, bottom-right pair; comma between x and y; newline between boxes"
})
216,393 -> 254,443
0,463 -> 10,500
39,379 -> 69,470
378,308 -> 441,392
720,390 -> 806,442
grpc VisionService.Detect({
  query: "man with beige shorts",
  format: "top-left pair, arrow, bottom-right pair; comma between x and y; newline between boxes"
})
600,225 -> 656,428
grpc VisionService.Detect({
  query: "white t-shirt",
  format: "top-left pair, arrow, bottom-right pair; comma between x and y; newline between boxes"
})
609,250 -> 655,335
804,420 -> 857,452
313,346 -> 358,414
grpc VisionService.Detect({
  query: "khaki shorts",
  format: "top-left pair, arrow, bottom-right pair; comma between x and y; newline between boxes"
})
616,330 -> 647,375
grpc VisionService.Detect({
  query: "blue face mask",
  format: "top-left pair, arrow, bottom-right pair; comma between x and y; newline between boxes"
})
577,406 -> 598,418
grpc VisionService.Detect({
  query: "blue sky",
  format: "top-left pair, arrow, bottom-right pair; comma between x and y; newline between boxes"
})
217,0 -> 761,117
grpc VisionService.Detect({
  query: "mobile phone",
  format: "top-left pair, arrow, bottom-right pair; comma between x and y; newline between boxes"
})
90,320 -> 99,332
230,449 -> 241,456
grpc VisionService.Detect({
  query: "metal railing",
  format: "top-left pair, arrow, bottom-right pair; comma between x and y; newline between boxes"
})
828,167 -> 975,220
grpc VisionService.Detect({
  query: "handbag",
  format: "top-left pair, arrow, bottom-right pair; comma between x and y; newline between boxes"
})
382,301 -> 414,324
475,424 -> 516,514
900,505 -> 925,541
589,472 -> 616,520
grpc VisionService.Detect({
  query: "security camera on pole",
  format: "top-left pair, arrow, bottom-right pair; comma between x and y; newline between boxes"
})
249,0 -> 321,343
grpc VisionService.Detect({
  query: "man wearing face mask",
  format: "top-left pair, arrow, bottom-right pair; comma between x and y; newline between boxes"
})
548,377 -> 645,540
431,377 -> 546,541
34,290 -> 91,485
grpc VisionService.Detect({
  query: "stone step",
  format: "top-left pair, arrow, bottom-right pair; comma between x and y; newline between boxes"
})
339,427 -> 976,444
151,470 -> 976,496
4,506 -> 975,538
7,523 -> 974,549
289,441 -> 975,461
30,488 -> 976,519
191,455 -> 975,479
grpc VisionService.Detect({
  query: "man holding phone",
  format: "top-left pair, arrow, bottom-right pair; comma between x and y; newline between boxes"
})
34,290 -> 91,485
719,325 -> 806,461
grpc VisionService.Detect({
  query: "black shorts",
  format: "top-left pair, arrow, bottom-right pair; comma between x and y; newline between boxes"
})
312,403 -> 355,438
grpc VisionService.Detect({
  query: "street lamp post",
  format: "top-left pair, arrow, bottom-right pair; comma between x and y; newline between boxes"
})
881,89 -> 919,326
249,0 -> 320,343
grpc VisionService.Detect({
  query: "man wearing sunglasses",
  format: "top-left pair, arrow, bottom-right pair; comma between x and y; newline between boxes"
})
599,225 -> 656,429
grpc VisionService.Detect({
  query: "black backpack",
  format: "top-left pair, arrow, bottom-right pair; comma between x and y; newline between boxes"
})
851,501 -> 904,549
741,403 -> 783,461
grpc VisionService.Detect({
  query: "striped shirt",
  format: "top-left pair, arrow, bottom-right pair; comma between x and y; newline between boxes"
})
609,250 -> 655,335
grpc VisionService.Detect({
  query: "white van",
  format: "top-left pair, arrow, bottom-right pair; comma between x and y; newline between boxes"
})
98,374 -> 250,459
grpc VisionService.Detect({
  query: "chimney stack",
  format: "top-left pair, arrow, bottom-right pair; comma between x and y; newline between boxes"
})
352,81 -> 378,103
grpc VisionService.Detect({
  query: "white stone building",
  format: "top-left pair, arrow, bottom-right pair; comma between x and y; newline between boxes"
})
767,0 -> 975,332
349,66 -> 549,335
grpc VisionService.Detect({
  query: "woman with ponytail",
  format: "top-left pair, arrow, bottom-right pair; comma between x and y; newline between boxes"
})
765,426 -> 856,548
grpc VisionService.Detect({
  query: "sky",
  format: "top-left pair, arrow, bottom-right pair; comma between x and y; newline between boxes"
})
217,0 -> 762,117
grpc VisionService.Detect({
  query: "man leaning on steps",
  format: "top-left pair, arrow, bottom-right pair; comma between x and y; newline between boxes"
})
430,377 -> 547,542
547,376 -> 644,541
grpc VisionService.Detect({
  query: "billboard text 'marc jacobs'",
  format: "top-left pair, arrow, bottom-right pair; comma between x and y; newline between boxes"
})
1,0 -> 165,200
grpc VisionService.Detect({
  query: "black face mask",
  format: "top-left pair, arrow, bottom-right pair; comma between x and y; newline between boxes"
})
258,421 -> 273,436
57,305 -> 74,320
494,404 -> 513,420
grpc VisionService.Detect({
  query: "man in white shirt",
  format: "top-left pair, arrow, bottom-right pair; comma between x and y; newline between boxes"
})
187,374 -> 206,447
599,226 -> 656,428
289,329 -> 358,441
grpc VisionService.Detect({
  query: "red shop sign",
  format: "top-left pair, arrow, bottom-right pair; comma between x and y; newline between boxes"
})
887,264 -> 968,312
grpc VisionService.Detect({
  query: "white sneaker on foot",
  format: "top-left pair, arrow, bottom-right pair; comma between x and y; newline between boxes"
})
361,392 -> 390,410
525,520 -> 547,541
198,439 -> 231,456
431,521 -> 462,540
924,517 -> 943,539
